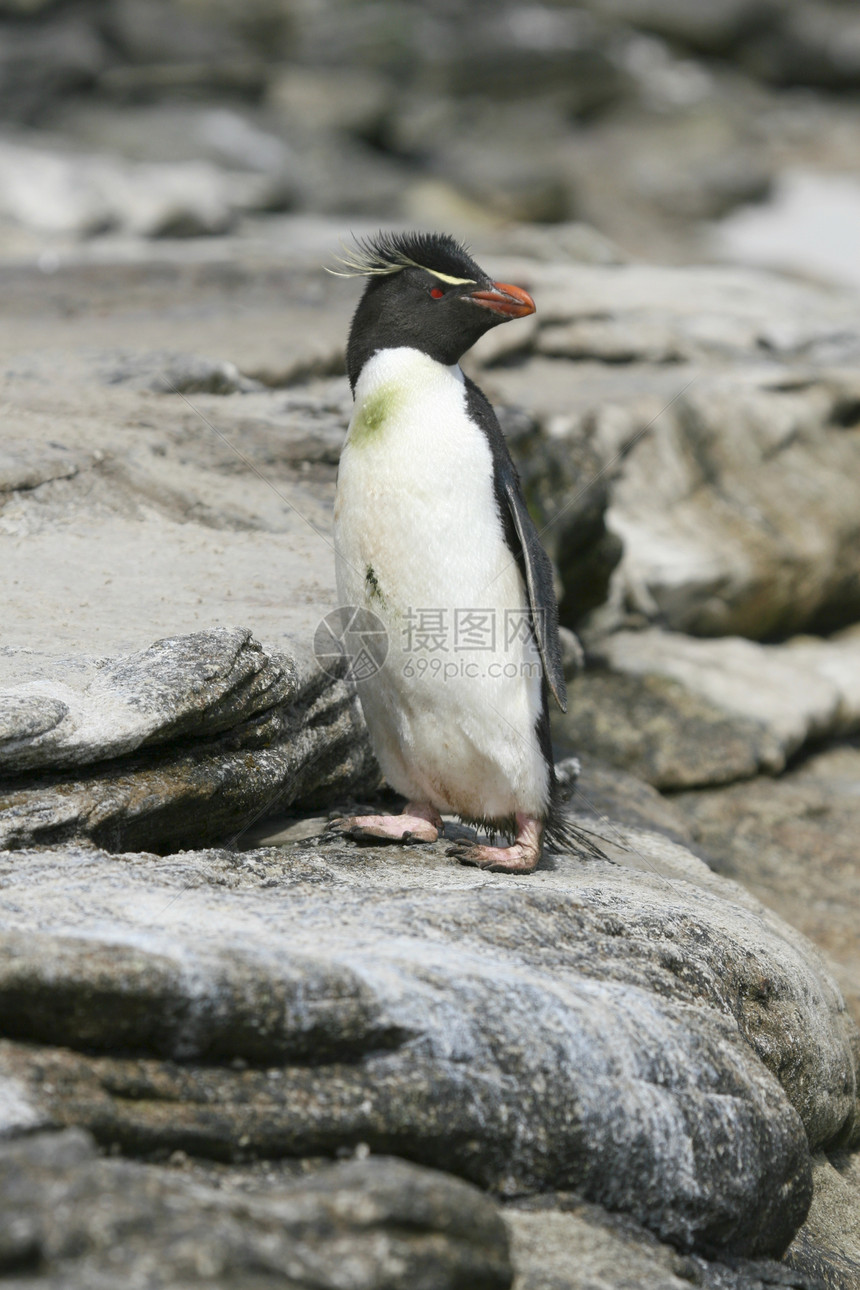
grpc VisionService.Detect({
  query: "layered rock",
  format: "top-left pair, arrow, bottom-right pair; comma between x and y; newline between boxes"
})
0,828 -> 856,1262
0,629 -> 376,852
0,1129 -> 511,1290
674,744 -> 860,1030
556,627 -> 860,789
480,261 -> 860,642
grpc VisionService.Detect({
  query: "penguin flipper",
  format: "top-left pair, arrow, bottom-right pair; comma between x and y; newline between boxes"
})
501,472 -> 567,713
463,376 -> 568,714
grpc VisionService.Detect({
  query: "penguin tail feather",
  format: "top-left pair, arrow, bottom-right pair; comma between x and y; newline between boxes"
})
544,809 -> 617,862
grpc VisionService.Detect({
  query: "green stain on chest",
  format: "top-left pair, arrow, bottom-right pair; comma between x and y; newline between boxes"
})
350,384 -> 401,446
365,563 -> 385,606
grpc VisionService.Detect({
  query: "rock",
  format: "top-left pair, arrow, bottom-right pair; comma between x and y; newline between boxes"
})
554,667 -> 778,789
673,743 -> 860,1029
104,350 -> 263,394
784,1151 -> 860,1287
100,0 -> 257,70
0,12 -> 106,122
0,250 -> 355,662
588,0 -> 779,57
714,169 -> 860,295
605,370 -> 860,639
481,260 -> 860,640
0,1129 -> 512,1289
0,139 -> 294,239
595,627 -> 860,774
0,628 -> 295,773
487,221 -> 627,267
560,755 -> 709,849
742,3 -> 860,89
558,626 -> 586,679
0,827 -> 856,1259
268,66 -> 393,141
506,1196 -> 816,1289
0,629 -> 377,852
497,410 -> 623,626
0,442 -> 96,494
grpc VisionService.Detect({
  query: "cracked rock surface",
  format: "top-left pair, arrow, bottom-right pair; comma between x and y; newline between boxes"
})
0,829 -> 856,1264
0,1129 -> 511,1290
0,629 -> 376,853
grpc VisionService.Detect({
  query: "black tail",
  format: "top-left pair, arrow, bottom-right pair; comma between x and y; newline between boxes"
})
544,810 -> 614,861
544,756 -> 617,861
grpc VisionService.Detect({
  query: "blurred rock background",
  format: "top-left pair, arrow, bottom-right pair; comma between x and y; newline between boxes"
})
0,0 -> 859,272
2,3 -> 860,1289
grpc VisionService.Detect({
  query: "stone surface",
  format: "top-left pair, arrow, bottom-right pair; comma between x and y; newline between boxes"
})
506,1197 -> 815,1290
0,139 -> 293,239
784,1151 -> 860,1288
0,249 -> 350,666
0,630 -> 376,853
558,758 -> 697,849
554,668 -> 780,790
481,262 -> 860,642
0,827 -> 856,1260
674,743 -> 860,1030
568,627 -> 860,783
0,1128 -> 512,1289
0,628 -> 293,773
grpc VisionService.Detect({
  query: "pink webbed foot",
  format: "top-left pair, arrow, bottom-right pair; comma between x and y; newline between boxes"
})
449,814 -> 544,874
329,802 -> 443,845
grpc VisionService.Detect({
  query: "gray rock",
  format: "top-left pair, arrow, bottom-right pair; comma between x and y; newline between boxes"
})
0,12 -> 106,123
498,409 -> 623,626
784,1151 -> 860,1288
602,368 -> 860,639
674,743 -> 860,1030
743,3 -> 860,89
506,1197 -> 815,1289
0,1128 -> 512,1289
558,757 -> 697,848
0,827 -> 856,1259
104,351 -> 263,394
588,0 -> 779,57
0,629 -> 378,852
0,442 -> 95,495
553,667 -> 779,789
597,628 -> 860,774
0,628 -> 294,773
0,139 -> 293,239
482,261 -> 860,640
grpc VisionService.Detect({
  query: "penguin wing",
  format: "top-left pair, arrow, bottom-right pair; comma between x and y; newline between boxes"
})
463,377 -> 568,713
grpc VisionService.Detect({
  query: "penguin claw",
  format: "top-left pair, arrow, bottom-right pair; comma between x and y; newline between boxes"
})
448,841 -> 541,874
328,814 -> 439,845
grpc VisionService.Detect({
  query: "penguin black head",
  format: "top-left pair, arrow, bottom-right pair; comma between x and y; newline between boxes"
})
334,231 -> 536,391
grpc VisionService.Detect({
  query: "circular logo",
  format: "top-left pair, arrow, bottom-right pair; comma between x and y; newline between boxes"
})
314,605 -> 389,682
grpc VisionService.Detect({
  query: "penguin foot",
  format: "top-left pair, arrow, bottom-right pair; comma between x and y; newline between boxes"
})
328,803 -> 442,845
449,814 -> 543,874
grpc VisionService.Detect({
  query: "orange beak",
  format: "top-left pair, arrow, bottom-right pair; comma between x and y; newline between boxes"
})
468,281 -> 536,319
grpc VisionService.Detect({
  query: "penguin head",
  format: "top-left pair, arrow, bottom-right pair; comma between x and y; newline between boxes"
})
335,231 -> 536,390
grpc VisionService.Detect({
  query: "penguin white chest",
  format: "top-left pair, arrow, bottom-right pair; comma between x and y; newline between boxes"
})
336,348 -> 507,605
333,347 -> 549,823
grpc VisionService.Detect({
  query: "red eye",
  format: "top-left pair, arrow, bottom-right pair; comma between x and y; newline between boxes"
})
430,287 -> 444,299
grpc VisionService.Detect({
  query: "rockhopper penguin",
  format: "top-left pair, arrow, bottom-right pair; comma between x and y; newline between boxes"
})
330,231 -> 578,873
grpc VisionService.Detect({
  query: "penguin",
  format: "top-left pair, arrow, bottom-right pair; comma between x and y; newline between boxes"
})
329,230 -> 580,874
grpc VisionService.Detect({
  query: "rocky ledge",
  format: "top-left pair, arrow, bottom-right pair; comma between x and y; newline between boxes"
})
0,750 -> 858,1284
2,232 -> 860,1285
